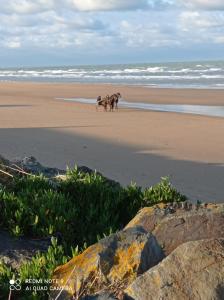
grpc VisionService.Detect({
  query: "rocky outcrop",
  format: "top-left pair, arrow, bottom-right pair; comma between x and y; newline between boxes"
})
0,230 -> 50,269
50,227 -> 164,300
125,238 -> 224,300
0,155 -> 64,187
14,156 -> 66,177
0,155 -> 119,188
0,155 -> 98,179
50,203 -> 224,299
125,203 -> 224,255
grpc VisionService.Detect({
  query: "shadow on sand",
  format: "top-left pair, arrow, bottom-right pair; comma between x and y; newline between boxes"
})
0,127 -> 223,203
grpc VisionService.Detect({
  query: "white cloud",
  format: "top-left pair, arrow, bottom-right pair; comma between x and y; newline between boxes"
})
179,11 -> 224,31
214,36 -> 224,43
0,8 -> 111,50
0,0 -> 55,14
68,0 -> 148,11
0,0 -> 224,64
119,19 -> 180,48
0,0 -> 173,15
179,0 -> 224,10
178,10 -> 224,45
3,37 -> 21,48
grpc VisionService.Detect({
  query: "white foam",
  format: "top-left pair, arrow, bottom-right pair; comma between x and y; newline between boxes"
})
0,63 -> 224,88
124,68 -> 144,73
146,67 -> 164,72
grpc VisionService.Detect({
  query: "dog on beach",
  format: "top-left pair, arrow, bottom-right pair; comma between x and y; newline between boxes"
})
96,93 -> 122,112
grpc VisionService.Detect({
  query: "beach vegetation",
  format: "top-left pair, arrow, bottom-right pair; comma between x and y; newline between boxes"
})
0,238 -> 78,299
0,167 -> 186,299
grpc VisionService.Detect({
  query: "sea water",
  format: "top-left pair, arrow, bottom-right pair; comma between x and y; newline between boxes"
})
1,61 -> 224,89
57,98 -> 224,118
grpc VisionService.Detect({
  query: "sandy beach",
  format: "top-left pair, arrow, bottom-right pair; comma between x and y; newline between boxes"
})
0,81 -> 224,202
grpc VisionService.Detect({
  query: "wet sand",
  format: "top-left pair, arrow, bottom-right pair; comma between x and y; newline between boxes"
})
0,82 -> 224,202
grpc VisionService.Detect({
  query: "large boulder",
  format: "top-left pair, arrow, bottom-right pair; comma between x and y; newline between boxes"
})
125,203 -> 224,255
125,238 -> 224,300
51,227 -> 164,300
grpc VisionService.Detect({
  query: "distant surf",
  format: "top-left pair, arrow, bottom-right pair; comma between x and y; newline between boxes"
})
1,61 -> 224,89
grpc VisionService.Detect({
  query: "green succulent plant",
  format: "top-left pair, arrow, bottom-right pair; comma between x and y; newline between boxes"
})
0,168 -> 186,299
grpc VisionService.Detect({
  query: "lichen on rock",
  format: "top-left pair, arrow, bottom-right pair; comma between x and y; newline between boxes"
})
50,227 -> 164,300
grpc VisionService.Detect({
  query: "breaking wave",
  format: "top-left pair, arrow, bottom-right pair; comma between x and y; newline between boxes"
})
1,61 -> 224,88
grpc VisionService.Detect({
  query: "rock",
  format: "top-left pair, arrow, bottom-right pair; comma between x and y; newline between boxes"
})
1,155 -> 91,179
0,230 -> 50,269
125,204 -> 168,233
0,155 -> 120,188
14,156 -> 66,177
0,155 -> 12,185
124,238 -> 224,300
0,155 -> 9,165
125,203 -> 224,255
50,227 -> 164,300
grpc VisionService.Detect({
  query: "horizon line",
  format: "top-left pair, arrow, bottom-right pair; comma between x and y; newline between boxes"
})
1,59 -> 224,69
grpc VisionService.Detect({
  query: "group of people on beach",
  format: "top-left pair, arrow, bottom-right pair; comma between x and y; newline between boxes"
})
96,92 -> 121,111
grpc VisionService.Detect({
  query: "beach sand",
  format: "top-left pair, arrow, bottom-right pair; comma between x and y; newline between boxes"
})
0,82 -> 224,202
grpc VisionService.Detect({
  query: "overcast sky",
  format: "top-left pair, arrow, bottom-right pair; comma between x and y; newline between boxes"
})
0,0 -> 224,67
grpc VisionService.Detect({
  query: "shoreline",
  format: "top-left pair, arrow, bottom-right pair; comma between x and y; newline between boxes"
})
1,81 -> 224,105
1,81 -> 224,202
1,60 -> 224,91
2,79 -> 224,90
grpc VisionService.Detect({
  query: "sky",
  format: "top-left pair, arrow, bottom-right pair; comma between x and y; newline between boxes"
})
0,0 -> 224,66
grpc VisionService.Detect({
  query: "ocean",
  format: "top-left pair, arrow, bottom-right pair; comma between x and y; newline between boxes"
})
1,61 -> 224,89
